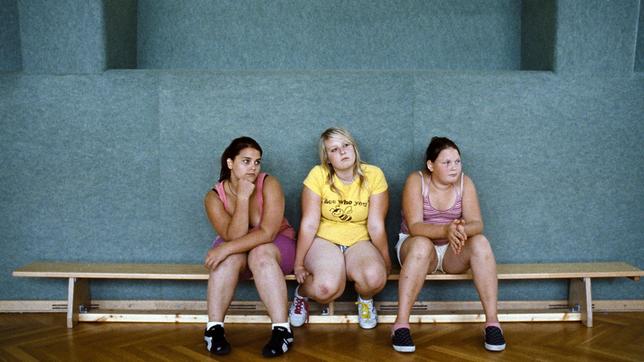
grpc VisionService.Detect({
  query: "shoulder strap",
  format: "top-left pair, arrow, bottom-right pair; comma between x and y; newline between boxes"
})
256,173 -> 267,218
418,171 -> 428,198
214,181 -> 228,210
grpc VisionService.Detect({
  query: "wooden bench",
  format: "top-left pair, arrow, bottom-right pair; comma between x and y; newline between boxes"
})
13,261 -> 644,328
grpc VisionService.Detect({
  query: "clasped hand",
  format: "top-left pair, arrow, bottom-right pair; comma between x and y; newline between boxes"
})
446,219 -> 467,255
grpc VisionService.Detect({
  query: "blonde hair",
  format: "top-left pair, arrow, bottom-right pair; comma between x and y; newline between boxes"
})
318,127 -> 366,195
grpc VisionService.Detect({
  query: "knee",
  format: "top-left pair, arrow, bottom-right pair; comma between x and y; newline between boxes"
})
362,266 -> 387,292
211,254 -> 245,274
469,235 -> 493,258
312,279 -> 344,303
247,245 -> 278,272
405,237 -> 435,264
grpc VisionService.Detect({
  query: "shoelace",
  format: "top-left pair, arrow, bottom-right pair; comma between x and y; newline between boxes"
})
293,297 -> 308,315
355,301 -> 372,319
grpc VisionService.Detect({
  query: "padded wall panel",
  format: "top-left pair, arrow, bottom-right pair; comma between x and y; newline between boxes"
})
414,73 -> 644,263
0,0 -> 21,72
3,70 -> 640,301
18,0 -> 106,73
412,72 -> 644,300
0,72 -> 159,299
555,0 -> 639,74
157,72 -> 414,269
138,0 -> 521,70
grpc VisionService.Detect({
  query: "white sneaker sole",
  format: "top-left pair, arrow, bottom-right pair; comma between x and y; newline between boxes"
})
485,342 -> 506,351
393,345 -> 416,352
359,320 -> 377,329
289,316 -> 307,327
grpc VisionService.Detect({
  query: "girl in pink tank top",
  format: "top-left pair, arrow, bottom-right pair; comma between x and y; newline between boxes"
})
392,137 -> 506,354
400,170 -> 464,245
203,137 -> 295,357
213,172 -> 295,239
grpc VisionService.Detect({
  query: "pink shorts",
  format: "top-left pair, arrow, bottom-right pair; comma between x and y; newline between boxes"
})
211,233 -> 296,279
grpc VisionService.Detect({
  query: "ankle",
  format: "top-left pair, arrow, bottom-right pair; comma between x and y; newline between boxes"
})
392,322 -> 410,332
207,321 -> 224,330
485,321 -> 501,329
272,322 -> 291,333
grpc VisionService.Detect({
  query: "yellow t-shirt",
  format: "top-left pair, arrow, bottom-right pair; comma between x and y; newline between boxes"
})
303,163 -> 388,246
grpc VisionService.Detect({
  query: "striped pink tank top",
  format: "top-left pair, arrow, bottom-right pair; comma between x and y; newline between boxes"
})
213,173 -> 295,240
400,171 -> 464,245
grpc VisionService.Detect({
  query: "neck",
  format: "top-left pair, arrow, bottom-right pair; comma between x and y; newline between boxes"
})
335,169 -> 354,183
226,179 -> 238,196
429,175 -> 452,191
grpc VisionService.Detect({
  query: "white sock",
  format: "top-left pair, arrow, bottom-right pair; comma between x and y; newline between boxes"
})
207,321 -> 224,330
272,322 -> 291,332
358,295 -> 373,303
295,286 -> 308,301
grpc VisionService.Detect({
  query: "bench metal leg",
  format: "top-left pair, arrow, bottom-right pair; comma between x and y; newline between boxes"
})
67,277 -> 90,328
320,302 -> 335,316
568,277 -> 592,327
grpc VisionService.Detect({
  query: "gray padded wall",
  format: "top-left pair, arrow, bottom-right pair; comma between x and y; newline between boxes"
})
18,0 -> 106,73
555,0 -> 639,74
138,0 -> 522,70
1,0 -> 642,302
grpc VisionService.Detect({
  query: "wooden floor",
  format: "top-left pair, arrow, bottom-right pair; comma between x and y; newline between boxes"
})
1,313 -> 643,361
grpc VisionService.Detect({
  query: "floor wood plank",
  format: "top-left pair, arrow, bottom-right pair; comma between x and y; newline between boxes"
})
1,312 -> 643,361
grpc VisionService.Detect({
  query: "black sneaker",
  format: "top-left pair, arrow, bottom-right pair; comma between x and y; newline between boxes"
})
262,326 -> 294,357
204,325 -> 231,355
484,326 -> 506,351
392,327 -> 415,352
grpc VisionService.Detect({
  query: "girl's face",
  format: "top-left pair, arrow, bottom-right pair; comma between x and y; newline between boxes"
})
428,147 -> 461,184
324,137 -> 356,172
227,147 -> 261,182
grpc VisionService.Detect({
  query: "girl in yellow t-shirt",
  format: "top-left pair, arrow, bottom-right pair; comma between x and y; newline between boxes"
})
289,127 -> 390,330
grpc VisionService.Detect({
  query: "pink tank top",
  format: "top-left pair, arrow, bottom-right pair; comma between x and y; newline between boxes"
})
400,171 -> 464,245
213,173 -> 295,240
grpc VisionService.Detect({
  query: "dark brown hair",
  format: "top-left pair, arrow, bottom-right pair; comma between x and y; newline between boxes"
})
219,136 -> 263,181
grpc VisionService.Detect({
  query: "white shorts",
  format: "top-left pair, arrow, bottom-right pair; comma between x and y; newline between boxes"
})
395,233 -> 449,274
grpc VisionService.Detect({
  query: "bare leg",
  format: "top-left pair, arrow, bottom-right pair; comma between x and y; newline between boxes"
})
443,234 -> 499,323
394,236 -> 437,325
299,238 -> 346,304
345,240 -> 388,299
207,253 -> 247,321
247,243 -> 288,323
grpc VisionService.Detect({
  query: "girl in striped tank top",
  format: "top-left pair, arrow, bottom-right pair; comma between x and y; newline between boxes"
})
391,137 -> 506,353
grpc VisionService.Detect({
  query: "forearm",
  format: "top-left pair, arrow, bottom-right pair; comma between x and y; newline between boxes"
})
370,231 -> 389,259
225,227 -> 275,255
294,226 -> 317,266
225,197 -> 250,239
463,220 -> 483,237
408,222 -> 448,240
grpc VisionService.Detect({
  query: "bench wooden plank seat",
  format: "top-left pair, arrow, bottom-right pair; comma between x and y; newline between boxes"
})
14,261 -> 642,280
13,261 -> 644,328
